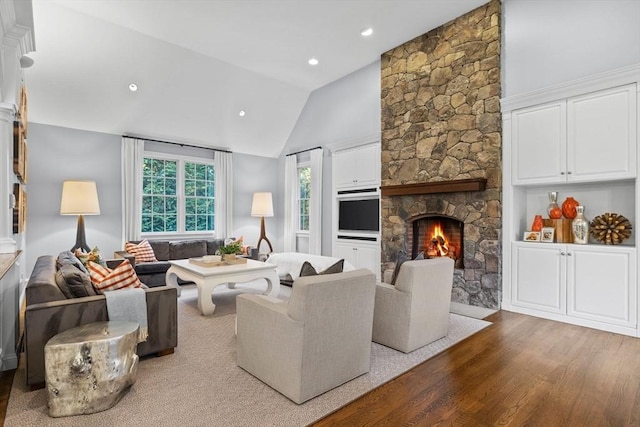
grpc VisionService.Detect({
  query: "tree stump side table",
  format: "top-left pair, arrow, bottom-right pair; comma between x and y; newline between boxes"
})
44,321 -> 140,417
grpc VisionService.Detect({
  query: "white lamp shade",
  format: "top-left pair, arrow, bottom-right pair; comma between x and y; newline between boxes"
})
60,180 -> 101,215
251,192 -> 274,217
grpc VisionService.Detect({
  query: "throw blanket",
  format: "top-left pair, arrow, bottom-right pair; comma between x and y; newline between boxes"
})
105,288 -> 148,343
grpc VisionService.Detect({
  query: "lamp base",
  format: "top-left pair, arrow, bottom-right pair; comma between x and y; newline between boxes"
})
256,216 -> 273,253
71,214 -> 91,253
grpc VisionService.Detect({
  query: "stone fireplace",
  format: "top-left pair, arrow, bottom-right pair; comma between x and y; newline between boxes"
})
409,214 -> 464,268
380,0 -> 502,309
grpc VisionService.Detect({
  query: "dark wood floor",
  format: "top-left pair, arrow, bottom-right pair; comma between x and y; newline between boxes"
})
2,311 -> 639,426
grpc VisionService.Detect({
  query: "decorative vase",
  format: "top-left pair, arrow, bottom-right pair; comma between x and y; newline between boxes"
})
572,206 -> 589,244
547,192 -> 561,218
531,215 -> 544,232
562,196 -> 579,219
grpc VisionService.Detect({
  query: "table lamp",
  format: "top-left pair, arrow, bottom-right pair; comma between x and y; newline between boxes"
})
251,192 -> 274,253
60,180 -> 101,252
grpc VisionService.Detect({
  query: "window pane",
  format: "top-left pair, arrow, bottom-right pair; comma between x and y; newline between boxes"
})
196,163 -> 206,180
195,180 -> 206,197
185,162 -> 195,179
185,197 -> 196,214
185,180 -> 195,197
165,178 -> 176,195
141,215 -> 152,233
206,165 -> 214,181
152,215 -> 165,232
196,215 -> 207,231
142,196 -> 152,214
207,182 -> 214,197
166,197 -> 177,214
185,215 -> 196,231
152,159 -> 165,177
165,215 -> 177,232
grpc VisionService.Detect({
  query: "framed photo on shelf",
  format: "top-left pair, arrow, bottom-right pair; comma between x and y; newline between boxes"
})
541,227 -> 555,243
12,184 -> 26,233
523,231 -> 541,242
13,120 -> 27,184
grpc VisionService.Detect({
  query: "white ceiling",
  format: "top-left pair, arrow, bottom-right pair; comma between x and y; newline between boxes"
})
25,0 -> 486,158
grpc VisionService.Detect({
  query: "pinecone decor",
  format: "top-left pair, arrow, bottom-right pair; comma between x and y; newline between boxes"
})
590,213 -> 632,245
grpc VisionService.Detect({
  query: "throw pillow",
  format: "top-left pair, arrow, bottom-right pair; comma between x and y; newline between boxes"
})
56,251 -> 88,274
88,259 -> 143,293
55,264 -> 99,298
75,246 -> 107,268
125,239 -> 158,263
390,251 -> 409,286
298,259 -> 345,277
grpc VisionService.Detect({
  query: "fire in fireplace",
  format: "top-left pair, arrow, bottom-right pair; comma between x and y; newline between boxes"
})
409,215 -> 464,269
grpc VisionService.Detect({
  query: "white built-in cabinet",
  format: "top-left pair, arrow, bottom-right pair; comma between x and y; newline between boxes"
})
512,84 -> 636,185
502,66 -> 640,338
334,239 -> 380,278
333,143 -> 380,190
330,140 -> 381,281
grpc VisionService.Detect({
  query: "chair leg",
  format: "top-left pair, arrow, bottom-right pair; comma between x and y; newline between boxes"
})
156,348 -> 175,357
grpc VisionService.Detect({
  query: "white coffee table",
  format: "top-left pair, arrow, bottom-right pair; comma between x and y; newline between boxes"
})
166,259 -> 280,316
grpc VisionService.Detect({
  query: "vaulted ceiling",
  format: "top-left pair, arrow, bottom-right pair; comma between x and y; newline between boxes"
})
25,0 -> 486,157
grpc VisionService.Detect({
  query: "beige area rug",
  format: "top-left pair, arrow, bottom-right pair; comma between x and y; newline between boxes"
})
5,282 -> 491,427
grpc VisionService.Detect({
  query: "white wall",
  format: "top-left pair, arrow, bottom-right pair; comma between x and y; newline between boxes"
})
503,0 -> 640,97
26,123 -> 123,274
278,60 -> 381,255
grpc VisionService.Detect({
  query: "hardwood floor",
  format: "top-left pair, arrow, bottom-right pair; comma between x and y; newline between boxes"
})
1,311 -> 639,426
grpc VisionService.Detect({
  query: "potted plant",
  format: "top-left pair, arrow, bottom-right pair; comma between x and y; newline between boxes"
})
217,240 -> 242,261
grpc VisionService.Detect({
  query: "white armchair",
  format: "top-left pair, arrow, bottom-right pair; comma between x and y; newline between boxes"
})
372,257 -> 454,353
236,269 -> 376,404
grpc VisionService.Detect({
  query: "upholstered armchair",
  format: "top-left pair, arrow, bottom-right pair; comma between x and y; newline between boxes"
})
236,269 -> 376,404
372,257 -> 454,353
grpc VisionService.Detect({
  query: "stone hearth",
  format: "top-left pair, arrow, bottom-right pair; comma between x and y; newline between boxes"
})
380,0 -> 502,309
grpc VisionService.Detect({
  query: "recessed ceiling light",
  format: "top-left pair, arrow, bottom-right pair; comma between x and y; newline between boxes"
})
360,27 -> 373,37
308,58 -> 319,66
128,83 -> 138,92
239,110 -> 246,117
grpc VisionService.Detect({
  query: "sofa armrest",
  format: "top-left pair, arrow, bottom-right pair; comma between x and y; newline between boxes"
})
114,250 -> 136,267
25,286 -> 177,387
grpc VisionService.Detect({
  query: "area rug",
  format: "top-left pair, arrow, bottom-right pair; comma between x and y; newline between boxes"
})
5,283 -> 491,427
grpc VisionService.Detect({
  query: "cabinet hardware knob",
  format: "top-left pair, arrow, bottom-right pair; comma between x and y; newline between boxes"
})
560,172 -> 565,175
567,171 -> 572,175
567,253 -> 572,256
560,252 -> 565,255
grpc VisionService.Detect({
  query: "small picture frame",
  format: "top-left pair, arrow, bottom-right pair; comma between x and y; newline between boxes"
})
523,231 -> 541,242
541,227 -> 555,243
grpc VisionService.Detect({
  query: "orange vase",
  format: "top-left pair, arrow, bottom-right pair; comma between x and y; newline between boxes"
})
562,197 -> 579,219
549,206 -> 563,219
531,215 -> 543,232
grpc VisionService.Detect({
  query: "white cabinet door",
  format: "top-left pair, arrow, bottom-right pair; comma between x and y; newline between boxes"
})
567,246 -> 637,327
512,101 -> 566,184
354,143 -> 380,188
512,243 -> 565,314
334,149 -> 358,189
334,240 -> 357,267
567,84 -> 637,182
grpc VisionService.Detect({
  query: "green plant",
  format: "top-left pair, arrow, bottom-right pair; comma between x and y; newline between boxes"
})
218,241 -> 242,255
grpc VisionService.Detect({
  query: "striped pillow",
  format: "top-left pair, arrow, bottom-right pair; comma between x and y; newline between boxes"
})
125,240 -> 157,263
88,260 -> 143,293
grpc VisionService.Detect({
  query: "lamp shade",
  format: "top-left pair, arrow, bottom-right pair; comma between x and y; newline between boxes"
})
251,192 -> 273,217
60,180 -> 101,215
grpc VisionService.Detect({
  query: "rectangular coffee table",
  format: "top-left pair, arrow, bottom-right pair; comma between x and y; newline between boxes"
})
166,259 -> 280,316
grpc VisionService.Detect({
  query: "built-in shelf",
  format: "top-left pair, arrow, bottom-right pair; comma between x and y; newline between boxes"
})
380,178 -> 487,196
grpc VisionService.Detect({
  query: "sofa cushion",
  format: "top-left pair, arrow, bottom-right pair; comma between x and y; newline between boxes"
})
149,240 -> 170,261
27,256 -> 68,305
134,261 -> 171,276
125,240 -> 158,263
207,239 -> 223,255
88,259 -> 143,293
56,251 -> 88,274
55,264 -> 98,298
169,240 -> 207,260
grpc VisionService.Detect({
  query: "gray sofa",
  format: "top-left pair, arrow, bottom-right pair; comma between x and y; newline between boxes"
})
115,238 -> 227,287
25,255 -> 178,388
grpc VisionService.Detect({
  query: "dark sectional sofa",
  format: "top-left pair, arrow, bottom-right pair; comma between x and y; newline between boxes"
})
115,238 -> 227,287
25,254 -> 178,388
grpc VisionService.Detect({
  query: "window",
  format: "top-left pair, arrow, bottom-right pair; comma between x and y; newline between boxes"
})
142,155 -> 214,234
298,165 -> 310,231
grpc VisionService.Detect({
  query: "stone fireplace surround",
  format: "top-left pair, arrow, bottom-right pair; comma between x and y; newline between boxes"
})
380,0 -> 502,309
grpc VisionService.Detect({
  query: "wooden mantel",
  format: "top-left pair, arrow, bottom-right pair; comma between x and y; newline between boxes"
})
380,178 -> 487,196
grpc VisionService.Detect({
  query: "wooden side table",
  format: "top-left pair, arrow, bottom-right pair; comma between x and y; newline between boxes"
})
44,321 -> 139,417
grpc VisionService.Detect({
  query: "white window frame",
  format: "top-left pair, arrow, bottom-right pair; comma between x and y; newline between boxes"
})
141,151 -> 215,239
297,161 -> 311,235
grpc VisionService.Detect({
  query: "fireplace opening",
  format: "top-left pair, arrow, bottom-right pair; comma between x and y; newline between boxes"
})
409,215 -> 464,269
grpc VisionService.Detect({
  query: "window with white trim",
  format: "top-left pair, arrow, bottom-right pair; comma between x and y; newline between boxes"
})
298,165 -> 310,231
142,154 -> 215,234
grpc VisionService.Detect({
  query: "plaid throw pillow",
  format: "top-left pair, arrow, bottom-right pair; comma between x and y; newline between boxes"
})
88,259 -> 143,293
125,240 -> 157,263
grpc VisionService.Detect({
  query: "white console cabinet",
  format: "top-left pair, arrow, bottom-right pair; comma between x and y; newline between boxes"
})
512,84 -> 636,185
333,143 -> 380,190
502,66 -> 639,338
